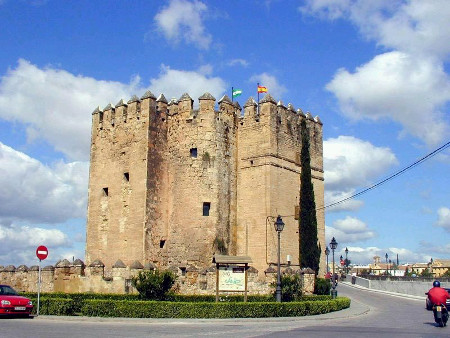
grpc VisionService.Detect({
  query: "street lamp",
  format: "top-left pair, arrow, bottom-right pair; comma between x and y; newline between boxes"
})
330,237 -> 338,299
274,215 -> 285,302
385,253 -> 388,275
389,259 -> 391,275
429,258 -> 433,275
345,247 -> 349,274
325,246 -> 330,274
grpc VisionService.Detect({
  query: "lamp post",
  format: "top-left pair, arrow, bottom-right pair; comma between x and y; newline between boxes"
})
429,258 -> 433,275
388,259 -> 391,275
385,253 -> 388,275
330,237 -> 338,299
325,246 -> 330,274
274,215 -> 285,302
345,247 -> 349,274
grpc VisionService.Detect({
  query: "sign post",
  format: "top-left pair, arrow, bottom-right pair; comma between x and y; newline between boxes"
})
36,245 -> 48,316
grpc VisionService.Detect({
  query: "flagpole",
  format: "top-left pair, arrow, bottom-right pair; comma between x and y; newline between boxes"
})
232,86 -> 234,103
257,83 -> 260,115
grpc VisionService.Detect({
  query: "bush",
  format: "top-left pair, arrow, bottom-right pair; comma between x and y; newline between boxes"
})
314,278 -> 331,295
30,297 -> 76,316
271,274 -> 303,301
131,269 -> 176,300
80,297 -> 351,318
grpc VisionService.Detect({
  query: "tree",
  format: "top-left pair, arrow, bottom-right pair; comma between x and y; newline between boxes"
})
420,269 -> 433,277
131,269 -> 176,300
298,119 -> 320,273
272,274 -> 303,301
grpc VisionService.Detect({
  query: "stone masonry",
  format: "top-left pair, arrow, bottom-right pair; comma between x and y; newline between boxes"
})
85,91 -> 325,286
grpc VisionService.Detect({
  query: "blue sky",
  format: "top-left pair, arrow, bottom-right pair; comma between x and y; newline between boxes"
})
0,0 -> 449,267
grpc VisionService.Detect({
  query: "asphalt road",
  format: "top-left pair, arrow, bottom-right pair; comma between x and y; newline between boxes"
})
1,283 -> 448,337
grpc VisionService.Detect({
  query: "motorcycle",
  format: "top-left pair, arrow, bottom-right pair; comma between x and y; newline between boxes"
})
433,303 -> 448,327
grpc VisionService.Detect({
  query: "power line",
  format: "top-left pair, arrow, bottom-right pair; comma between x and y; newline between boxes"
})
317,140 -> 450,211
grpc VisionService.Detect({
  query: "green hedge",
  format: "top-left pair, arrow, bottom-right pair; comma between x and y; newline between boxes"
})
24,292 -> 348,318
80,298 -> 350,318
24,292 -> 332,304
30,297 -> 76,315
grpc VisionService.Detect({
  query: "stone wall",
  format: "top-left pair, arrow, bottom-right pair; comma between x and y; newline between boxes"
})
0,260 -> 316,296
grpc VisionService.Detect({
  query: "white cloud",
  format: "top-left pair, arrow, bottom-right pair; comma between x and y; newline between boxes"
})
0,142 -> 89,223
324,190 -> 364,212
154,0 -> 212,50
0,59 -> 141,161
300,0 -> 450,59
0,60 -> 229,160
325,245 -> 429,265
149,64 -> 226,101
326,216 -> 376,243
0,222 -> 71,266
323,136 -> 398,210
301,1 -> 450,147
326,52 -> 450,146
227,59 -> 249,67
249,73 -> 287,100
436,207 -> 450,232
299,0 -> 352,20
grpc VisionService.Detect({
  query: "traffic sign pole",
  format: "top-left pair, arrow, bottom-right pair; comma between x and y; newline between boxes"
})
37,259 -> 41,316
35,245 -> 48,317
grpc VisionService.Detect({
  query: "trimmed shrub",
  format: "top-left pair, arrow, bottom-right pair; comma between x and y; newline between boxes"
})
271,274 -> 303,301
80,297 -> 351,318
314,278 -> 331,295
30,297 -> 76,315
132,269 -> 176,300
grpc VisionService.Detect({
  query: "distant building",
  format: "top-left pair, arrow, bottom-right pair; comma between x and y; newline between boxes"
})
431,259 -> 450,277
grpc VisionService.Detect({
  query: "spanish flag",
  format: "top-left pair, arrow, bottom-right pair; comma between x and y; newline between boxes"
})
257,85 -> 268,93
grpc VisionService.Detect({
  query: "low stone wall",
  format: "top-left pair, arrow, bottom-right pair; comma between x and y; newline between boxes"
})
349,274 -> 449,297
0,260 -> 316,296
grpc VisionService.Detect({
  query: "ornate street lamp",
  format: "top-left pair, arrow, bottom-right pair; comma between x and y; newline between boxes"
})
325,246 -> 330,274
330,237 -> 338,299
274,215 -> 285,302
345,247 -> 349,274
385,253 -> 388,275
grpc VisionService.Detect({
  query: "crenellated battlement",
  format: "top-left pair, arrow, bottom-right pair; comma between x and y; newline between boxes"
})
92,92 -> 322,132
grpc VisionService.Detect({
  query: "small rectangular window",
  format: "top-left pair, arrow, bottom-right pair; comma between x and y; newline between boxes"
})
190,148 -> 197,158
203,202 -> 211,216
124,172 -> 130,182
102,187 -> 109,196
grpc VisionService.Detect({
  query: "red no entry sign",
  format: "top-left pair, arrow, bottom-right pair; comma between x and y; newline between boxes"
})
36,245 -> 48,260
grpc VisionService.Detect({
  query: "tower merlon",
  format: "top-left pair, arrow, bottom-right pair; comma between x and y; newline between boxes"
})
157,94 -> 169,116
114,99 -> 128,125
218,95 -> 235,116
199,92 -> 216,114
140,90 -> 157,118
178,92 -> 194,118
91,106 -> 103,128
102,103 -> 115,127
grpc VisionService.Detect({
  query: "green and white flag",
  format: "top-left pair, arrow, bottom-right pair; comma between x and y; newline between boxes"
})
232,88 -> 242,98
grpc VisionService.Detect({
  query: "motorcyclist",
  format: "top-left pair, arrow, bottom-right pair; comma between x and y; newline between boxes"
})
428,280 -> 450,326
428,280 -> 450,306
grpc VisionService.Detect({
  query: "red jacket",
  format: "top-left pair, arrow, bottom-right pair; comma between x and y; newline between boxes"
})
428,287 -> 450,306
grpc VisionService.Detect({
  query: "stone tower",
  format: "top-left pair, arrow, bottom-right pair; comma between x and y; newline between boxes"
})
85,91 -> 325,278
